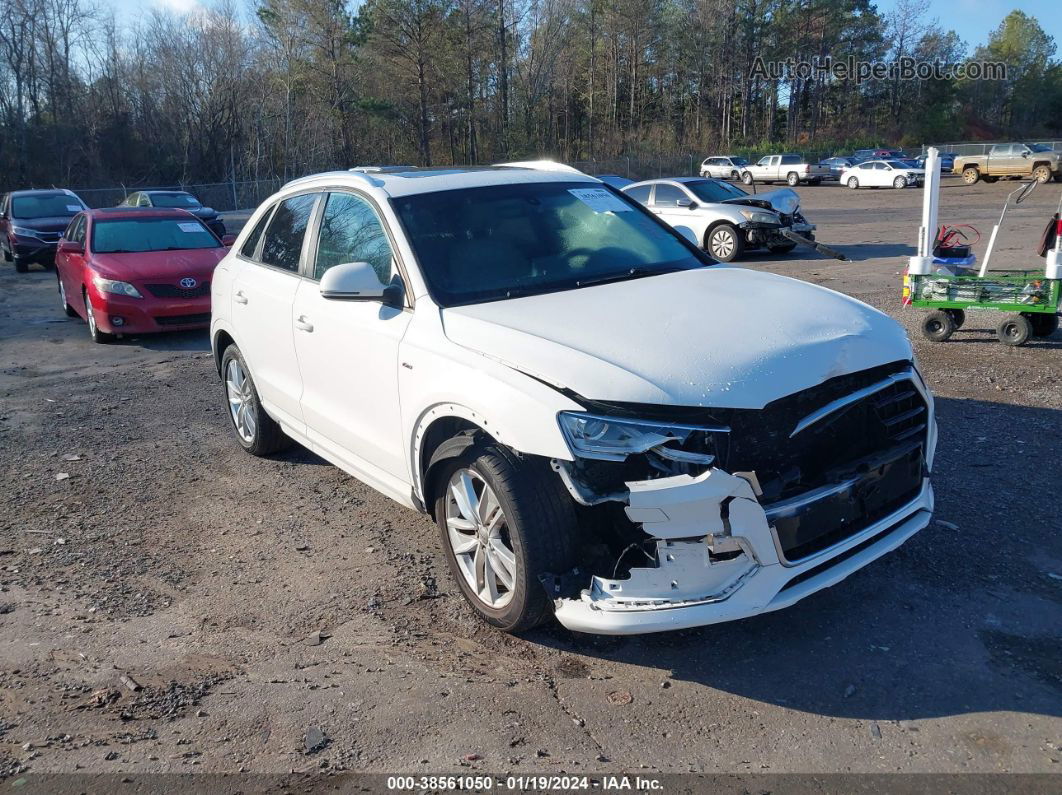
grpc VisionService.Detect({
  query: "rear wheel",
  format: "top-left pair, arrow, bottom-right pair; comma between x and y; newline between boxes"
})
996,314 -> 1032,346
434,443 -> 576,633
221,345 -> 291,456
1028,312 -> 1059,338
730,170 -> 739,180
706,223 -> 745,262
57,272 -> 77,317
1033,165 -> 1052,184
921,310 -> 955,342
962,167 -> 980,185
847,176 -> 859,189
786,172 -> 800,187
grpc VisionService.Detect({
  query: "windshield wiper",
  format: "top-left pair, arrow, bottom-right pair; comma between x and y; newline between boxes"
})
574,267 -> 673,288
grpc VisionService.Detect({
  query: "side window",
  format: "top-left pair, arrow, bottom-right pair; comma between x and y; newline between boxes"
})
758,157 -> 770,166
652,184 -> 686,207
314,192 -> 394,283
624,185 -> 651,204
62,215 -> 78,240
259,194 -> 317,272
64,215 -> 85,243
240,206 -> 274,259
139,194 -> 151,207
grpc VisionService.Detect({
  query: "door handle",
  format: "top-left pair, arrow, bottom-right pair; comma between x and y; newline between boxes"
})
234,290 -> 248,305
294,315 -> 314,332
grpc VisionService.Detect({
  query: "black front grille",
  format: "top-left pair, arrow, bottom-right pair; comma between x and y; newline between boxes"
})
146,281 -> 210,299
154,313 -> 210,326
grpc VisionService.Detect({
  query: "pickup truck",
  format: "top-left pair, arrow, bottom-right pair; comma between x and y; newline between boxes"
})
740,155 -> 829,186
953,143 -> 1062,185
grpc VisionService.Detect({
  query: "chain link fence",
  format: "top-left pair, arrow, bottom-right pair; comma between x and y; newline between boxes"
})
71,179 -> 286,213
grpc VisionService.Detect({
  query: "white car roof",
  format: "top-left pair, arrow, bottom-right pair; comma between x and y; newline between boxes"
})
281,164 -> 598,199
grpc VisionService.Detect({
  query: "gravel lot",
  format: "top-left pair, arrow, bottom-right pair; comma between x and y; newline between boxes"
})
1,178 -> 1060,780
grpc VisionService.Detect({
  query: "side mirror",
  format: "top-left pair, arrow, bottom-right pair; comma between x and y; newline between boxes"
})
221,234 -> 237,247
320,261 -> 390,302
675,197 -> 695,208
57,240 -> 84,255
1021,150 -> 1029,158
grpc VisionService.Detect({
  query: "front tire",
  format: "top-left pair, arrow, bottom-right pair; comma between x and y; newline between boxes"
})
741,171 -> 754,185
962,167 -> 980,185
221,345 -> 291,456
1033,165 -> 1052,184
847,176 -> 859,189
83,289 -> 114,344
921,310 -> 955,342
893,176 -> 907,189
706,223 -> 745,262
996,314 -> 1032,346
434,443 -> 576,633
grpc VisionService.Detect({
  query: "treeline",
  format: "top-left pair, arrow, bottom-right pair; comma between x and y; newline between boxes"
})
1,0 -> 1060,187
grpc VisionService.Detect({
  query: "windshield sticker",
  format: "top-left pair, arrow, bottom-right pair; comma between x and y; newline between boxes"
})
66,205 -> 81,212
178,222 -> 202,233
568,188 -> 632,213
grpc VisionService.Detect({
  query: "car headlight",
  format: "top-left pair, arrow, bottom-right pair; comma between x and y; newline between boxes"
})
558,411 -> 722,464
11,226 -> 41,238
92,276 -> 143,298
739,209 -> 780,225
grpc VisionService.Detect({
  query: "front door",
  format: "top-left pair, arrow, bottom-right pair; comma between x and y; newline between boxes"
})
292,190 -> 412,484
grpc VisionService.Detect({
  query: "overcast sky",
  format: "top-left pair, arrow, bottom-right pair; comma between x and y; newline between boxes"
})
102,0 -> 1055,57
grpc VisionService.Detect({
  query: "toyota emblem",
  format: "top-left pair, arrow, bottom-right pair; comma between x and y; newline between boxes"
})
179,277 -> 197,289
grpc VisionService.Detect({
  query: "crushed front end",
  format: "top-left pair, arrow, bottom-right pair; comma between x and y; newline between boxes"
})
548,361 -> 936,635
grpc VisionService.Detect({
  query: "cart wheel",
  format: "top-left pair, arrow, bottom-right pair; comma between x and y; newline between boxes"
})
921,310 -> 955,342
1027,312 -> 1059,338
996,314 -> 1032,346
945,309 -> 966,329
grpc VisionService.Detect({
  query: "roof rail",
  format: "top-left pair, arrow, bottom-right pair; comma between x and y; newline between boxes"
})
494,160 -> 585,175
281,169 -> 384,190
349,165 -> 415,173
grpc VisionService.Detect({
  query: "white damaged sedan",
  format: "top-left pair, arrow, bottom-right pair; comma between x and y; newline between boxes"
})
212,164 -> 936,635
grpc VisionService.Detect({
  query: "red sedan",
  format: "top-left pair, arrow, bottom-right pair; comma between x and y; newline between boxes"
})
55,208 -> 235,343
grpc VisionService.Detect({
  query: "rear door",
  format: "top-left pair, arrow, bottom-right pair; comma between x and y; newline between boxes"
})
230,192 -> 320,433
292,190 -> 412,484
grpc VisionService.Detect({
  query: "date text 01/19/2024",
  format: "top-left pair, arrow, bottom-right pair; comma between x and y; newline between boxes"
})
386,775 -> 664,791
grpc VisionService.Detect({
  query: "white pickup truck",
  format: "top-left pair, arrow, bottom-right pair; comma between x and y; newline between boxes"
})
740,154 -> 829,187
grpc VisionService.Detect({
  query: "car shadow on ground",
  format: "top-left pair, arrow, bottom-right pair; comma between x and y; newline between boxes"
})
529,396 -> 1062,722
839,242 -> 917,260
114,329 -> 212,353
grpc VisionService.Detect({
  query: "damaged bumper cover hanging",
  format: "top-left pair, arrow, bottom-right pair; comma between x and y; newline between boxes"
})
550,369 -> 937,635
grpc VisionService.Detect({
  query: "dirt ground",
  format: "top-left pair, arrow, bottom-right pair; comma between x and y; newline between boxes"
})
0,177 -> 1060,782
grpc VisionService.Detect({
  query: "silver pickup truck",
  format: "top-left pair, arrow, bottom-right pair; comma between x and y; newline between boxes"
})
740,154 -> 829,187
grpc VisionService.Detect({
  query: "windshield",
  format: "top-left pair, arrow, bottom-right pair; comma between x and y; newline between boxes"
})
1025,143 -> 1052,152
149,193 -> 202,208
12,194 -> 84,219
391,182 -> 706,307
684,180 -> 748,203
91,218 -> 220,253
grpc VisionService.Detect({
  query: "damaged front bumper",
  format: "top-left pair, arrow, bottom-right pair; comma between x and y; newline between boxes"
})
553,466 -> 933,634
551,369 -> 937,636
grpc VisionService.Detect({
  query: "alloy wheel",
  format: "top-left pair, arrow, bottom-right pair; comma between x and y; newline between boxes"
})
225,358 -> 257,443
710,228 -> 735,260
58,275 -> 67,310
444,468 -> 516,609
85,296 -> 98,337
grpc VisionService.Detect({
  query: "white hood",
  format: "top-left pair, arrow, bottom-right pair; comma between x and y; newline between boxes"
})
441,268 -> 912,409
